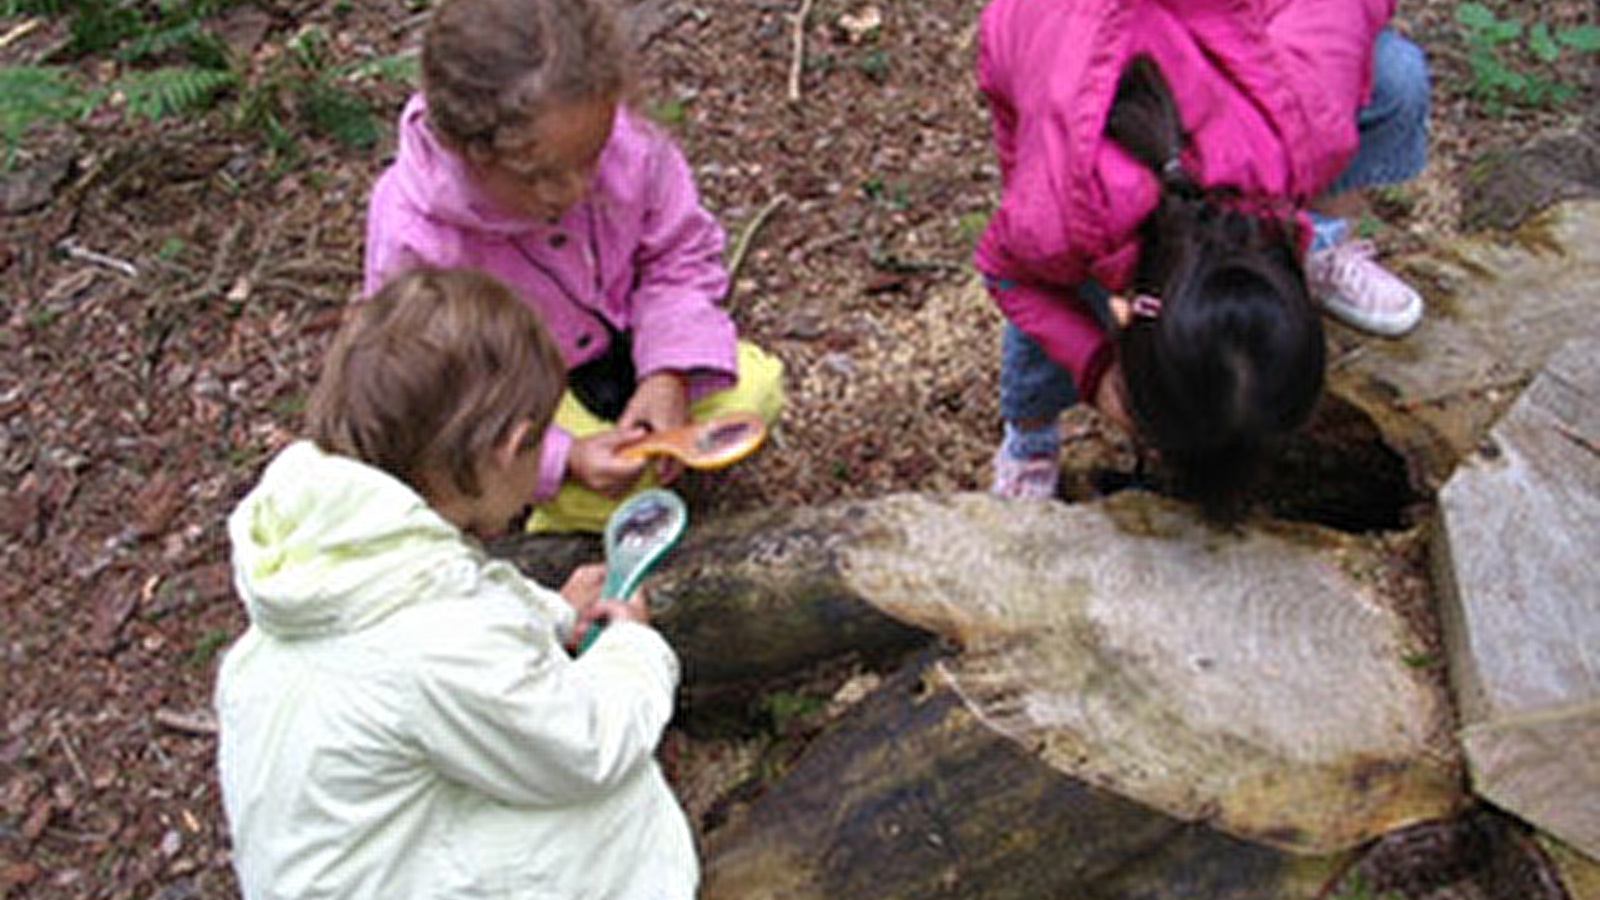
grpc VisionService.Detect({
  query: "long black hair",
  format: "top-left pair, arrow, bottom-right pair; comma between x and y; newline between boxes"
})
1104,55 -> 1325,521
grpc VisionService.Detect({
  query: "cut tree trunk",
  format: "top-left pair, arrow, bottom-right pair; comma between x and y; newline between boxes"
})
702,651 -> 1347,900
1327,199 -> 1600,492
508,491 -> 1464,876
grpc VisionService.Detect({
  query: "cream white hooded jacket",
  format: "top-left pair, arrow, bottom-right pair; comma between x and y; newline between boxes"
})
216,441 -> 697,900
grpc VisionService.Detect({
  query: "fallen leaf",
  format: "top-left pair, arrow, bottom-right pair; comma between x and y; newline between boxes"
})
21,799 -> 53,842
132,474 -> 183,539
153,708 -> 219,736
89,571 -> 141,655
838,5 -> 882,43
1,862 -> 41,888
0,486 -> 42,543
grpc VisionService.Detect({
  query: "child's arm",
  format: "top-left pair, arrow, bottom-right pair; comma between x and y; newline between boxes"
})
985,275 -> 1114,402
363,171 -> 444,297
625,121 -> 739,402
408,593 -> 679,807
1261,0 -> 1396,191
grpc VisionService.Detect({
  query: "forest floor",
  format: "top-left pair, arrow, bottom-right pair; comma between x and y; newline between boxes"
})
1,0 -> 1595,897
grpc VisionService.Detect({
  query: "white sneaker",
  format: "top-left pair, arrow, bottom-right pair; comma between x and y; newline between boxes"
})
990,448 -> 1060,500
1305,239 -> 1423,337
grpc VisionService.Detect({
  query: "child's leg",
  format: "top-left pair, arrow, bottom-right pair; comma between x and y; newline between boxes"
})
689,340 -> 786,427
1317,28 -> 1431,215
1305,29 -> 1430,337
526,341 -> 785,533
993,322 -> 1076,498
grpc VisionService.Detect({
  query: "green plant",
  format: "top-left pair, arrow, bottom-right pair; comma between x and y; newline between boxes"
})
0,66 -> 100,164
157,235 -> 187,259
759,690 -> 825,736
1455,3 -> 1600,114
957,210 -> 990,243
650,96 -> 688,127
1326,874 -> 1406,900
0,2 -> 415,164
854,48 -> 891,83
234,25 -> 403,160
116,66 -> 238,121
189,627 -> 233,667
1401,650 -> 1441,669
268,392 -> 306,417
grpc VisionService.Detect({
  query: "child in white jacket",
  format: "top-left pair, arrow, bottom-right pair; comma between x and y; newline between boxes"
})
216,267 -> 697,900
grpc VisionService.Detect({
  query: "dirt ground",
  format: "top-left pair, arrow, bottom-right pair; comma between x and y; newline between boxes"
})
1,0 -> 1595,897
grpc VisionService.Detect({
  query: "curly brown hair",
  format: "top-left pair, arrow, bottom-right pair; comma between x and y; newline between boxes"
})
307,267 -> 568,500
421,0 -> 631,163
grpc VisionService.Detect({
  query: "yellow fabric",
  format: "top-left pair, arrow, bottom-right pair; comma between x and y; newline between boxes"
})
527,340 -> 785,533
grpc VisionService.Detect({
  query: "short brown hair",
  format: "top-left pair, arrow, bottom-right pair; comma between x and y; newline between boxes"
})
307,267 -> 567,499
422,0 -> 631,161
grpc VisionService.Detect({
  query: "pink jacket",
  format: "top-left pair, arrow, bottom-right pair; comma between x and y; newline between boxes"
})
975,0 -> 1394,394
365,95 -> 738,500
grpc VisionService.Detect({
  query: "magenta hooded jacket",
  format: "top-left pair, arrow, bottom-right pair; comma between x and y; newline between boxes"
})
365,95 -> 738,501
974,0 -> 1395,396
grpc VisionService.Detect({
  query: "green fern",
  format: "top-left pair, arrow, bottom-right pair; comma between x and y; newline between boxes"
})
3,1 -> 406,162
113,66 -> 237,121
0,66 -> 100,163
1,0 -> 69,13
301,83 -> 380,149
116,18 -> 230,69
335,50 -> 421,87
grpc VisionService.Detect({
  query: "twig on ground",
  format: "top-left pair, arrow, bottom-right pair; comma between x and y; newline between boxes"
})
867,241 -> 964,275
0,18 -> 40,51
56,240 -> 139,279
726,194 -> 790,294
154,708 -> 220,736
50,723 -> 91,786
787,0 -> 816,104
170,222 -> 243,307
392,9 -> 432,36
804,229 -> 861,256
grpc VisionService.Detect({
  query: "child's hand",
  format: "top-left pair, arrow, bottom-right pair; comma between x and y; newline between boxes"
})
1095,361 -> 1135,436
619,371 -> 689,484
569,427 -> 650,496
569,589 -> 650,651
558,563 -> 606,612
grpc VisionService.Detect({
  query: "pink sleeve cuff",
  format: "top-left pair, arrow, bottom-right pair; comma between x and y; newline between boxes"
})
535,425 -> 573,502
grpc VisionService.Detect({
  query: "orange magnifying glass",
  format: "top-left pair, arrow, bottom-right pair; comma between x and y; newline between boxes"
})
618,411 -> 768,470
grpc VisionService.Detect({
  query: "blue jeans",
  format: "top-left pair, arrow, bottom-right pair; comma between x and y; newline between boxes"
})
1001,28 -> 1430,420
1311,28 -> 1432,248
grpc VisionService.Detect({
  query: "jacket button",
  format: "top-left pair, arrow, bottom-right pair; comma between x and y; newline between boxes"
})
576,334 -> 592,348
548,233 -> 567,249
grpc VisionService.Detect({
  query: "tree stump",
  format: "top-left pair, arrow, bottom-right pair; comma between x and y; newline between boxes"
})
1327,199 -> 1600,491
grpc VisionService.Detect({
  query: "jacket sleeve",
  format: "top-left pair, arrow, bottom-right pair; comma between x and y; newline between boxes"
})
409,595 -> 680,807
974,0 -> 1109,393
1263,0 -> 1395,189
976,13 -> 1018,184
1267,0 -> 1393,96
627,130 -> 739,400
363,172 -> 430,298
986,277 -> 1111,395
534,425 -> 573,502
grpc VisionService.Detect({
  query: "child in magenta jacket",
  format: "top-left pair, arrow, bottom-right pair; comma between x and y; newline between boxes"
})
365,0 -> 784,533
976,0 -> 1429,515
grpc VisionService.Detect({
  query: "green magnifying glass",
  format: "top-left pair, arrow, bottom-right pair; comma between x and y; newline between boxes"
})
574,489 -> 687,655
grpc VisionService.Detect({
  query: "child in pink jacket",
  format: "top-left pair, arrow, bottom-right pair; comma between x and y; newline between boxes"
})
976,0 -> 1429,517
365,0 -> 784,533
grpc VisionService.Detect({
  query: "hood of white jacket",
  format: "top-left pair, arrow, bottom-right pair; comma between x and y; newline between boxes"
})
228,440 -> 497,639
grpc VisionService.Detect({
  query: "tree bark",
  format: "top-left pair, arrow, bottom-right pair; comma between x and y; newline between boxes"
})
702,651 -> 1347,900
